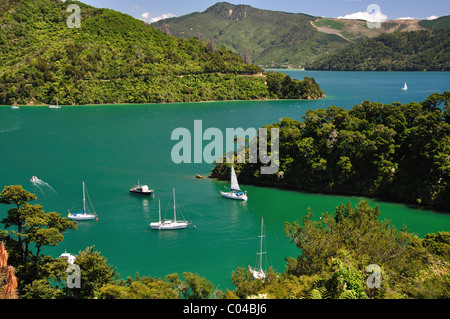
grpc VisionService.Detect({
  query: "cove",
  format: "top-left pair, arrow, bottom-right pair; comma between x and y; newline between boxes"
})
0,71 -> 449,290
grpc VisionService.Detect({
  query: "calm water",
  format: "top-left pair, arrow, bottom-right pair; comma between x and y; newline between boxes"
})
1,71 -> 449,290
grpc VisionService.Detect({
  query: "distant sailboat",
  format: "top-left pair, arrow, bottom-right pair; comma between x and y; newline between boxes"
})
249,217 -> 267,280
402,82 -> 408,91
60,251 -> 76,264
150,189 -> 190,230
49,98 -> 61,109
68,182 -> 97,221
220,164 -> 248,201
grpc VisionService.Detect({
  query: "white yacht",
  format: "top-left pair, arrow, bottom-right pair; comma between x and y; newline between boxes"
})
150,189 -> 189,230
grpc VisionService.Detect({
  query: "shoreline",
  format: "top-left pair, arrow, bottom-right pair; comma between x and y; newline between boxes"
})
0,95 -> 326,108
208,175 -> 449,215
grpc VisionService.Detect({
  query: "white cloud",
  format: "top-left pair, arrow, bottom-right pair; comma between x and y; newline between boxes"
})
337,10 -> 388,22
426,15 -> 439,20
397,17 -> 415,20
140,12 -> 177,23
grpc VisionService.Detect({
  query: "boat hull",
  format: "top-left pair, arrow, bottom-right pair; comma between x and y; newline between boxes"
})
220,191 -> 248,201
130,190 -> 154,196
150,221 -> 188,230
68,213 -> 97,221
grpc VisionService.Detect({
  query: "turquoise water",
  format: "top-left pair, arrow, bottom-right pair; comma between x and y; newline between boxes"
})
0,71 -> 449,291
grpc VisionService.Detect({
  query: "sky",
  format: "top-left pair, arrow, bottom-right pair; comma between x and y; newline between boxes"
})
80,0 -> 449,23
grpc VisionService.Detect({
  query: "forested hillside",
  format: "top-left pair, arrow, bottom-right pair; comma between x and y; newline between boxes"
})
307,29 -> 450,71
0,0 -> 323,105
211,92 -> 450,210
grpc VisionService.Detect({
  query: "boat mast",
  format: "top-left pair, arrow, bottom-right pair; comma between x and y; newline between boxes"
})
258,217 -> 265,273
82,181 -> 86,214
158,199 -> 161,223
173,188 -> 176,223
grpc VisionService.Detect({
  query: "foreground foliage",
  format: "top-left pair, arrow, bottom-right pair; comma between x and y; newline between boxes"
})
212,92 -> 450,210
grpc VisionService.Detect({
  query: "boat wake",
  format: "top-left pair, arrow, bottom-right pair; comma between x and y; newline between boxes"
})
30,176 -> 58,195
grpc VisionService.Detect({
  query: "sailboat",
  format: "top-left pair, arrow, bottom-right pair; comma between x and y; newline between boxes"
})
402,82 -> 408,91
220,164 -> 248,201
150,189 -> 190,230
249,217 -> 267,280
68,182 -> 97,221
60,251 -> 76,264
49,98 -> 61,109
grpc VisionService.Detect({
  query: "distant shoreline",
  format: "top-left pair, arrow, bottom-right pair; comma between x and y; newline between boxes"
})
0,95 -> 325,108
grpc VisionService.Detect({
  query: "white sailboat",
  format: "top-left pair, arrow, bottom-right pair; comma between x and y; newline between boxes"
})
60,251 -> 76,264
220,164 -> 247,201
150,189 -> 189,230
68,182 -> 97,221
402,82 -> 408,91
49,98 -> 61,109
249,217 -> 267,280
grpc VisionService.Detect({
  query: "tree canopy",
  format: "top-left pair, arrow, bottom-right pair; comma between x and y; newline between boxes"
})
211,92 -> 450,210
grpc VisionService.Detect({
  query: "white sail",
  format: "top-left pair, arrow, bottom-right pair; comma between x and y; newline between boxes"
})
402,82 -> 408,90
230,164 -> 241,191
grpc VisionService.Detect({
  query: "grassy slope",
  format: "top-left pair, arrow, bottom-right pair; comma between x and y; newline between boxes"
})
153,2 -> 350,68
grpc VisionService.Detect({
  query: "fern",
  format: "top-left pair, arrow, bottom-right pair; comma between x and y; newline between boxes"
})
339,290 -> 357,299
308,287 -> 331,299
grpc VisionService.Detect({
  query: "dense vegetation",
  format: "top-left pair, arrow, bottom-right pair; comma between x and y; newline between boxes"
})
0,0 -> 323,105
1,186 -> 449,299
211,93 -> 450,210
307,29 -> 450,71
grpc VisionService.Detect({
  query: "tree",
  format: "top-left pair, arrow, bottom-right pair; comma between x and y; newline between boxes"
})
0,185 -> 77,289
68,246 -> 117,299
166,272 -> 214,299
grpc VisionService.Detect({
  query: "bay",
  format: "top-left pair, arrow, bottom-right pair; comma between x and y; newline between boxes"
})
0,71 -> 449,291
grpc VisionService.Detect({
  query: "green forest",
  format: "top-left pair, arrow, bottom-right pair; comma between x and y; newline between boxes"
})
211,92 -> 450,211
0,0 -> 324,105
307,29 -> 450,71
1,185 -> 449,299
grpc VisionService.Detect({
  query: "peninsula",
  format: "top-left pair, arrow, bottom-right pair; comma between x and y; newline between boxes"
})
0,0 -> 324,106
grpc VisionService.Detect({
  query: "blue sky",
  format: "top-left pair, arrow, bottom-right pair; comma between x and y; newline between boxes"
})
80,0 -> 449,23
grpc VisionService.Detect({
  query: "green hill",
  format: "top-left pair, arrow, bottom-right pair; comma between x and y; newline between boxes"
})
153,2 -> 351,68
153,2 -> 448,68
0,0 -> 324,106
307,29 -> 450,71
419,15 -> 450,29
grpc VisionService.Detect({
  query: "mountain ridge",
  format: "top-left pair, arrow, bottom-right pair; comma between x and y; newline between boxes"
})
153,2 -> 450,68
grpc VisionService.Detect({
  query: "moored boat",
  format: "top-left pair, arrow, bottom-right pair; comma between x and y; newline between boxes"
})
130,181 -> 154,196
